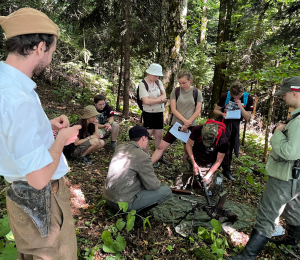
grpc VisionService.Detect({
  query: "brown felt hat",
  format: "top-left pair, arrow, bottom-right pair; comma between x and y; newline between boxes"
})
81,105 -> 100,119
0,8 -> 59,39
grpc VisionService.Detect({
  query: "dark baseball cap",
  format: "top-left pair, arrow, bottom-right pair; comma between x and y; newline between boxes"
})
274,77 -> 300,96
129,125 -> 153,140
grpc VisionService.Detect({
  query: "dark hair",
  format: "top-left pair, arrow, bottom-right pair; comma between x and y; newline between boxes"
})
94,94 -> 106,104
6,33 -> 55,56
79,119 -> 96,139
130,137 -> 142,142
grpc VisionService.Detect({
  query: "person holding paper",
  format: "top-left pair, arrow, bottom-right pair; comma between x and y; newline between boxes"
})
213,82 -> 253,181
152,71 -> 203,164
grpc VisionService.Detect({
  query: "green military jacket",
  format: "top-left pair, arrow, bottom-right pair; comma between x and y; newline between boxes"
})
103,141 -> 160,204
266,107 -> 300,181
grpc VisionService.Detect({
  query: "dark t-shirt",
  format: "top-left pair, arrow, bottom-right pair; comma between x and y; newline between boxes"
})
96,103 -> 114,124
217,92 -> 254,122
189,125 -> 229,167
66,120 -> 95,153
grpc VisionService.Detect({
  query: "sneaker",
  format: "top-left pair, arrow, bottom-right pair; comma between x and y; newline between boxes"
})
110,141 -> 117,151
158,156 -> 171,166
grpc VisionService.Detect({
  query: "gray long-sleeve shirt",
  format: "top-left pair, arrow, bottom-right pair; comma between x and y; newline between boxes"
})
103,141 -> 160,203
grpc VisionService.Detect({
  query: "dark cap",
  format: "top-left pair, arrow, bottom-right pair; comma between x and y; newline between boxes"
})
129,125 -> 153,140
275,77 -> 300,96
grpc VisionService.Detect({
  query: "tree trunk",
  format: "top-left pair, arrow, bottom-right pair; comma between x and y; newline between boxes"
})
241,120 -> 247,146
200,0 -> 208,48
158,0 -> 187,97
116,44 -> 123,112
263,84 -> 276,162
122,0 -> 130,119
210,0 -> 227,112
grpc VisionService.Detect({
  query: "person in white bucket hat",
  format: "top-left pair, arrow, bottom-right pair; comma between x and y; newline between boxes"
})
137,63 -> 170,166
145,63 -> 164,76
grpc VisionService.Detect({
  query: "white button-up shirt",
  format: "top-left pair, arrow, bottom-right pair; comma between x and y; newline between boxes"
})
0,61 -> 69,183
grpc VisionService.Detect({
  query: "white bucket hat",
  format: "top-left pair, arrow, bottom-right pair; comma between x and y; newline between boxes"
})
146,63 -> 163,76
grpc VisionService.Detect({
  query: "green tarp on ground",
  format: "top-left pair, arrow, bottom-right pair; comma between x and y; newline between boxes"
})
151,193 -> 257,237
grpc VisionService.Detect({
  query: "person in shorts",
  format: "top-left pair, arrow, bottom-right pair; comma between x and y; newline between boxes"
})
69,105 -> 105,164
94,94 -> 120,150
152,70 -> 203,164
138,63 -> 169,165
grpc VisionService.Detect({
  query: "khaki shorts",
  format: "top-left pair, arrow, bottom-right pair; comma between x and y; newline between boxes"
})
98,121 -> 118,137
71,139 -> 91,158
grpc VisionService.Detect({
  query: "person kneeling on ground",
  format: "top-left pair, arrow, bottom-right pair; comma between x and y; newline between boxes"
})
68,105 -> 105,164
104,125 -> 172,213
94,94 -> 120,150
175,122 -> 229,192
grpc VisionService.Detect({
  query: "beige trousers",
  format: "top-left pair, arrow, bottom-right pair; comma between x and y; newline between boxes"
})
6,178 -> 77,260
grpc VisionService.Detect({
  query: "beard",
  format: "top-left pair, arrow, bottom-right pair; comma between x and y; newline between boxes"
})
32,60 -> 47,76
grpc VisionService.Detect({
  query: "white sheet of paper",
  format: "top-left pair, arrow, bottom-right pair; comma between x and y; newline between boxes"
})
272,225 -> 285,236
169,122 -> 191,143
225,109 -> 241,119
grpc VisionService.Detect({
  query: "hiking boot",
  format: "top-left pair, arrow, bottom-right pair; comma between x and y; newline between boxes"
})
158,155 -> 171,166
153,162 -> 160,168
110,141 -> 117,151
76,155 -> 92,165
222,170 -> 236,181
227,229 -> 269,260
269,224 -> 300,249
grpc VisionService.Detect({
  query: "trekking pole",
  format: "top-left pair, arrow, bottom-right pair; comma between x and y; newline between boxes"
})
195,169 -> 211,206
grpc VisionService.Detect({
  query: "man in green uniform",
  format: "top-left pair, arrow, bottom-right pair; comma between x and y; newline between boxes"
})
228,77 -> 300,259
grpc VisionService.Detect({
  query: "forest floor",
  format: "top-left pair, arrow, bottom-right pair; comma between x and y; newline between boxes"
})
1,83 -> 299,260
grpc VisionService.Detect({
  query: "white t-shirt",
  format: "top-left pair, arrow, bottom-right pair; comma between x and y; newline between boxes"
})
138,79 -> 165,113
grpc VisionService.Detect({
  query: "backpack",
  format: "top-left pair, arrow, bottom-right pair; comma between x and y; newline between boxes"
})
137,79 -> 160,111
198,119 -> 226,148
169,87 -> 199,125
224,91 -> 249,109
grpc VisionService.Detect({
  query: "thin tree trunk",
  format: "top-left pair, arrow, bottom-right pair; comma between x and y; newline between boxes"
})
158,0 -> 186,96
241,120 -> 247,146
263,84 -> 277,162
122,0 -> 130,119
210,0 -> 227,112
200,0 -> 207,48
116,44 -> 123,112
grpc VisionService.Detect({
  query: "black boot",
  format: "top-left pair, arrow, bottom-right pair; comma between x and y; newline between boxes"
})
158,154 -> 171,166
222,170 -> 236,181
227,229 -> 269,260
269,224 -> 300,249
